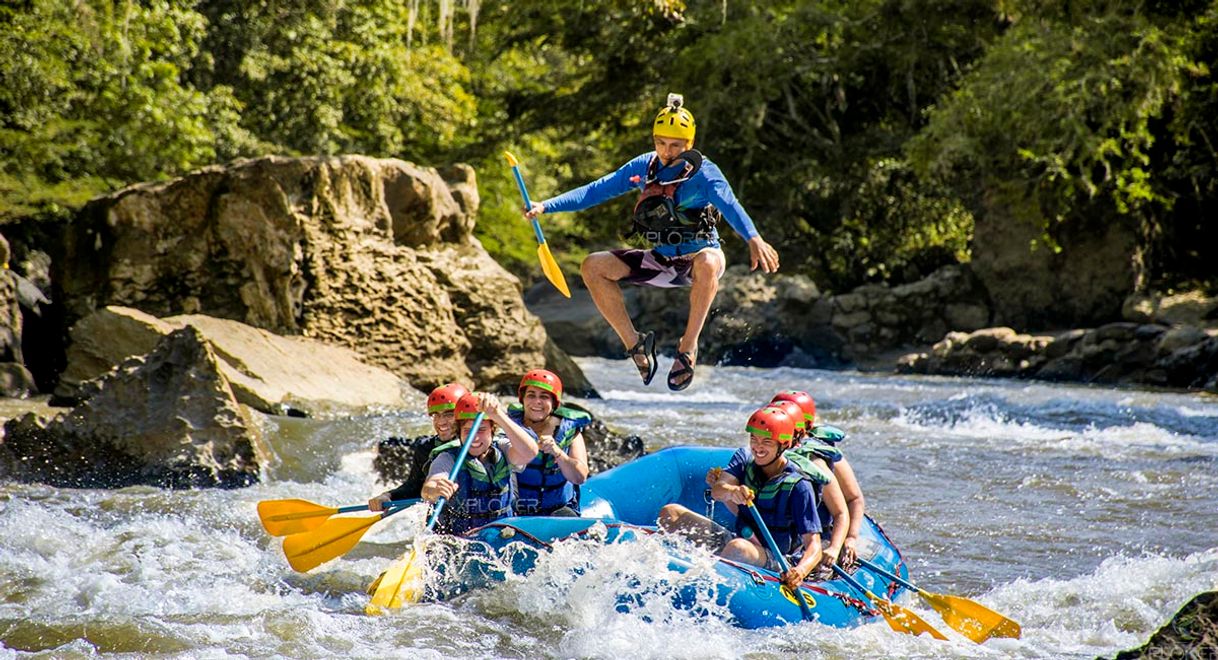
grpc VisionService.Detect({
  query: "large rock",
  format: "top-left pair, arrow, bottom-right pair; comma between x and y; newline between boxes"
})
1112,590 -> 1218,659
0,326 -> 267,488
56,306 -> 411,416
972,187 -> 1145,329
52,155 -> 592,395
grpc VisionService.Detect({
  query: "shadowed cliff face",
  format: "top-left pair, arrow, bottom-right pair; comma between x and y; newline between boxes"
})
50,155 -> 591,395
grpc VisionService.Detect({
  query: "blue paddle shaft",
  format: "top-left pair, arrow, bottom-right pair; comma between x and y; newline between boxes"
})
832,563 -> 873,598
335,498 -> 420,516
426,412 -> 485,530
510,164 -> 548,245
856,556 -> 918,592
746,503 -> 815,622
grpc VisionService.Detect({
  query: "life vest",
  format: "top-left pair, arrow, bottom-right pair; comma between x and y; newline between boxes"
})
808,424 -> 846,445
426,439 -> 515,535
790,439 -> 842,468
630,151 -> 721,246
736,461 -> 816,556
508,404 -> 591,515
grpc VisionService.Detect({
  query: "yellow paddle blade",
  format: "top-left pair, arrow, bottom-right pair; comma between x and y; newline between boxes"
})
537,242 -> 571,298
365,546 -> 426,614
257,499 -> 340,537
869,593 -> 949,640
921,590 -> 1022,642
281,514 -> 380,572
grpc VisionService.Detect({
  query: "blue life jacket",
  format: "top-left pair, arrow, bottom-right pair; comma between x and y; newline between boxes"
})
427,439 -> 515,535
736,461 -> 816,556
508,404 -> 591,515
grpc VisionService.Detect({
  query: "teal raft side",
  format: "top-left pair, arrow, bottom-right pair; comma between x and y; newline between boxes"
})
457,446 -> 915,629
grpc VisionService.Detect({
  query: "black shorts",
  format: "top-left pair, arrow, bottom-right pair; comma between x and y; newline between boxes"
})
609,247 -> 725,289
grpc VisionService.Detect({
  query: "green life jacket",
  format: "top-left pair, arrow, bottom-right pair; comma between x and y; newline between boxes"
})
736,461 -> 815,555
808,424 -> 846,445
426,438 -> 515,534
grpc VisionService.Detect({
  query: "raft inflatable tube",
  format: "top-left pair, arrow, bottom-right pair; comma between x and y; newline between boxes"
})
457,446 -> 912,629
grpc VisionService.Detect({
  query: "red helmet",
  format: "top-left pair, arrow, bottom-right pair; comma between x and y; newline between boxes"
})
768,400 -> 807,433
455,393 -> 483,421
745,406 -> 796,446
518,369 -> 562,406
427,383 -> 469,415
771,390 -> 816,424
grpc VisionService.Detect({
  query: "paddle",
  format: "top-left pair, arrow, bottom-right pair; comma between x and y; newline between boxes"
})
366,412 -> 485,614
744,502 -> 815,622
856,556 -> 1021,642
832,564 -> 948,640
280,499 -> 419,573
258,498 -> 420,537
504,151 -> 571,298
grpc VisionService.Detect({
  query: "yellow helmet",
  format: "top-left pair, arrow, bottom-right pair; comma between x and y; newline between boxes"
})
653,93 -> 696,143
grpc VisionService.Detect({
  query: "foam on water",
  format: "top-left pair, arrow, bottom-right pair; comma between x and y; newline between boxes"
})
4,358 -> 1217,657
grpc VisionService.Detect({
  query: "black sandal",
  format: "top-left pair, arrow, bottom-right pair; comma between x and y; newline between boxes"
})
625,331 -> 658,385
668,351 -> 695,391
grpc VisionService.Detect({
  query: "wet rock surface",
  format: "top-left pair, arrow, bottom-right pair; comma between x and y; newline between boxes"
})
1111,590 -> 1218,660
0,326 -> 267,488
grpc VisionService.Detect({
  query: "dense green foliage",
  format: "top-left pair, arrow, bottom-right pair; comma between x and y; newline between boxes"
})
1,0 -> 1213,291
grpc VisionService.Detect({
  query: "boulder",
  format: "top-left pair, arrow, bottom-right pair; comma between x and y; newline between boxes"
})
55,306 -> 411,416
972,187 -> 1145,328
1112,590 -> 1218,660
52,155 -> 593,395
0,326 -> 267,488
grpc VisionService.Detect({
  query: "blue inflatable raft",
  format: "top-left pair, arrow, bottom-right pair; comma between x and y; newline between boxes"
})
449,446 -> 913,629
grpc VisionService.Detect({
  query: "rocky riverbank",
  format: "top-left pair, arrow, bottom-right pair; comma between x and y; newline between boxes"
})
0,155 -> 599,487
528,265 -> 1218,394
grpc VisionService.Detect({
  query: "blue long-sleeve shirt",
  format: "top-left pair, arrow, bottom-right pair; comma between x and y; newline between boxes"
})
540,153 -> 759,258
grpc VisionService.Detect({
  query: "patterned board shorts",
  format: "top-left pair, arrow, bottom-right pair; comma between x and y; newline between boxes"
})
609,246 -> 726,289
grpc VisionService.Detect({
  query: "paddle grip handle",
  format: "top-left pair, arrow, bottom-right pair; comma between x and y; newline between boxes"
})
746,503 -> 815,622
425,412 -> 485,530
856,556 -> 918,593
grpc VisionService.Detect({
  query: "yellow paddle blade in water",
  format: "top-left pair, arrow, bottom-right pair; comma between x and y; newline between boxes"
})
258,499 -> 341,537
872,596 -> 949,640
922,590 -> 1022,642
281,514 -> 381,572
537,242 -> 571,298
365,546 -> 426,614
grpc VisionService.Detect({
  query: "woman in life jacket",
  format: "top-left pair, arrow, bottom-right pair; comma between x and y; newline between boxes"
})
660,406 -> 823,591
368,382 -> 469,510
506,369 -> 591,516
771,390 -> 867,566
523,93 -> 781,392
420,392 -> 539,535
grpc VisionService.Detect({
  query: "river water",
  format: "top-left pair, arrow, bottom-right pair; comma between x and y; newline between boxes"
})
2,357 -> 1216,658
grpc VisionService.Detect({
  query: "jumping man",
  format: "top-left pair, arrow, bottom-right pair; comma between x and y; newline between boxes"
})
525,93 -> 780,391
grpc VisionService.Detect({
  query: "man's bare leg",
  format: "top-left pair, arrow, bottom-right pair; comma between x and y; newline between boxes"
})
581,251 -> 646,364
670,249 -> 723,386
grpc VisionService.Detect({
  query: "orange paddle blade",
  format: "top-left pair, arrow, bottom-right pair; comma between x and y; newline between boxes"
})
365,546 -> 426,614
922,590 -> 1022,641
871,595 -> 949,640
537,242 -> 571,298
281,514 -> 380,573
257,499 -> 340,537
